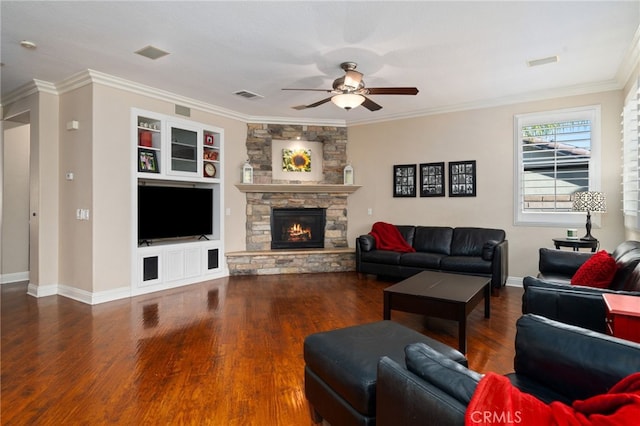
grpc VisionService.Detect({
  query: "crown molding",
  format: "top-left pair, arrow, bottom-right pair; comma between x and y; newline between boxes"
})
245,115 -> 346,127
347,79 -> 624,126
616,25 -> 640,87
1,79 -> 57,106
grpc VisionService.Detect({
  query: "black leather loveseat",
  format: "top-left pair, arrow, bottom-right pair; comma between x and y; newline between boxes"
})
376,314 -> 640,426
356,226 -> 508,290
522,240 -> 640,333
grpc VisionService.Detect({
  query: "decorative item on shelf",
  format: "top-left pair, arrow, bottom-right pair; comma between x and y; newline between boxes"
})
204,162 -> 216,178
138,149 -> 159,173
203,149 -> 219,161
139,131 -> 153,147
572,191 -> 606,241
343,162 -> 354,185
242,160 -> 253,184
204,134 -> 215,146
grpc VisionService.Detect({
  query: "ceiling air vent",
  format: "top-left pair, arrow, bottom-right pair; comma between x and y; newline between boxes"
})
233,90 -> 263,100
527,55 -> 559,67
135,45 -> 170,60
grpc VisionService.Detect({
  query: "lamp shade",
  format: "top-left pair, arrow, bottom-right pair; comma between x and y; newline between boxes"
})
572,191 -> 607,213
331,93 -> 365,110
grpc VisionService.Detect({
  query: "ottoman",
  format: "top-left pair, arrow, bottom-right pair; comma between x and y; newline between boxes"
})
303,320 -> 467,426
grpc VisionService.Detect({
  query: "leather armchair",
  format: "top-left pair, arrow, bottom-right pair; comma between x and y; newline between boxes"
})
376,314 -> 640,426
522,241 -> 640,333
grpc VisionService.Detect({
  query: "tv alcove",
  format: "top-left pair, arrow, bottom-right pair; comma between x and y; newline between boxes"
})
132,108 -> 226,295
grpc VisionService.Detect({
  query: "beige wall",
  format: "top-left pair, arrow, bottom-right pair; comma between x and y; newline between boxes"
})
88,83 -> 247,293
3,91 -> 61,289
59,85 -> 93,291
347,90 -> 625,280
2,123 -> 30,279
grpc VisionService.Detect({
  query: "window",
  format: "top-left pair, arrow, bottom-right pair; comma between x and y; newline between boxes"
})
622,81 -> 640,230
514,106 -> 601,226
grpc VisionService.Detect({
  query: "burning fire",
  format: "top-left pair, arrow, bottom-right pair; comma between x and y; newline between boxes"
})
287,223 -> 312,241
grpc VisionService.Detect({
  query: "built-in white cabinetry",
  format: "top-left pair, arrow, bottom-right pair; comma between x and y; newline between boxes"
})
132,108 -> 226,295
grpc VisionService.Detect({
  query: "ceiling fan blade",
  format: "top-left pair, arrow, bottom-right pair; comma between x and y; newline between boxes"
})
367,87 -> 419,95
282,88 -> 333,92
361,96 -> 383,111
291,96 -> 333,110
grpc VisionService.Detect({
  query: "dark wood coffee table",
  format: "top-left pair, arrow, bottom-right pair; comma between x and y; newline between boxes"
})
383,270 -> 490,354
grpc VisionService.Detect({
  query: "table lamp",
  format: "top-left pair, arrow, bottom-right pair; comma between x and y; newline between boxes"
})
572,191 -> 606,241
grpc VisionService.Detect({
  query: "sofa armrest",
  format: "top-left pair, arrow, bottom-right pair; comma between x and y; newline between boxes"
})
376,356 -> 466,426
491,240 -> 508,288
538,248 -> 592,277
522,278 -> 607,333
514,314 -> 640,402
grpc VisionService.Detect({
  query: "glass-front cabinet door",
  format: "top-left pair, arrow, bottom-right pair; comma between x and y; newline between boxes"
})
167,121 -> 201,176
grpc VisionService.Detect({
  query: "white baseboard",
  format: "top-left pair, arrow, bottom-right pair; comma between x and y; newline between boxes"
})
506,276 -> 524,288
27,282 -> 58,297
1,271 -> 29,284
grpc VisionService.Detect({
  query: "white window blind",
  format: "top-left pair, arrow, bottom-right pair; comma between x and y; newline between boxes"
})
621,82 -> 640,230
514,106 -> 601,226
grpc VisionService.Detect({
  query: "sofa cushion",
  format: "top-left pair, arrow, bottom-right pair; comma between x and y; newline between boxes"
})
610,248 -> 640,291
412,226 -> 453,254
482,240 -> 499,261
570,250 -> 616,289
450,227 -> 505,257
513,314 -> 640,402
440,256 -> 492,275
399,252 -> 445,269
405,343 -> 480,405
360,249 -> 402,265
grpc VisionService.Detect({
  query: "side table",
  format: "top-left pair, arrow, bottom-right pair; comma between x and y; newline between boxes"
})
552,238 -> 598,252
603,293 -> 640,344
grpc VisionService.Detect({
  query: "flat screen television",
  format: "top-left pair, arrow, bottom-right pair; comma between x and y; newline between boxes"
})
138,185 -> 213,242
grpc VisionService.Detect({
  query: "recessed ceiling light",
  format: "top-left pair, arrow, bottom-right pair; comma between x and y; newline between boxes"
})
20,40 -> 37,50
135,45 -> 170,60
527,55 -> 559,67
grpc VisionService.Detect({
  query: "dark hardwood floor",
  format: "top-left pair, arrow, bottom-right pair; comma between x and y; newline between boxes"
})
1,272 -> 523,425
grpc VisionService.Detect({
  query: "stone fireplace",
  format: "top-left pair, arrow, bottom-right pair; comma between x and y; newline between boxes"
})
271,208 -> 326,249
226,123 -> 360,275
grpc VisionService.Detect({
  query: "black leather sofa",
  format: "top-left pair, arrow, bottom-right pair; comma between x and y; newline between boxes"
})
522,241 -> 640,333
376,314 -> 640,426
356,226 -> 508,290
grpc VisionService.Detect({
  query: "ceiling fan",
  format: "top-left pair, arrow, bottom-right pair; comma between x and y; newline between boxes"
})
282,62 -> 419,111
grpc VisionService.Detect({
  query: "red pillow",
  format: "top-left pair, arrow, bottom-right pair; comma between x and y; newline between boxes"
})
571,250 -> 617,289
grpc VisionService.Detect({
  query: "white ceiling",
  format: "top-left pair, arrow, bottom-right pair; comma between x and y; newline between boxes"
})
2,1 -> 639,125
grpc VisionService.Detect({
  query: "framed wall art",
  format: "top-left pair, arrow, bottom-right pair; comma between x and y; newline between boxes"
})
449,160 -> 476,197
419,162 -> 445,197
138,149 -> 159,173
393,164 -> 417,197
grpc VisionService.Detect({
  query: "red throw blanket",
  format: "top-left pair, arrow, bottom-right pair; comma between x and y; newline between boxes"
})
369,222 -> 415,253
465,372 -> 640,426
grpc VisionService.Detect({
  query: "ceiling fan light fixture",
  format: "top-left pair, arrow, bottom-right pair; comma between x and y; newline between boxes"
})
331,93 -> 365,110
343,70 -> 363,89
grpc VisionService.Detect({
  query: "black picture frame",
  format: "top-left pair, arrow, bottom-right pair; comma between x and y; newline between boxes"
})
419,162 -> 445,197
393,164 -> 417,197
138,148 -> 159,173
449,160 -> 476,197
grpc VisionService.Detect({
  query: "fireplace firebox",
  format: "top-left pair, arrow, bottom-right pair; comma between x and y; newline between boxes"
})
271,208 -> 326,249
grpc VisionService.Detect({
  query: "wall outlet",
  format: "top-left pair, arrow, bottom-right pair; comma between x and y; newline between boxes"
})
367,208 -> 373,216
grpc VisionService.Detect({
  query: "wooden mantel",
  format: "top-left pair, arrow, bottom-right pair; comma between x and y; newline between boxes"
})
235,184 -> 362,194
